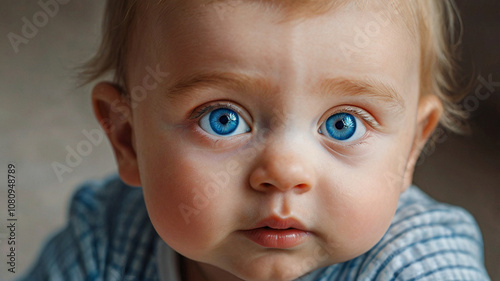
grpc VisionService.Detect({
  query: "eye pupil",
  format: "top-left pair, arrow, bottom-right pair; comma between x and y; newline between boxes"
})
335,121 -> 344,130
219,115 -> 229,125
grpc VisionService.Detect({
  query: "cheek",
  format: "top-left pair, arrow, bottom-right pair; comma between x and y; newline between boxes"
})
342,183 -> 400,244
317,148 -> 405,259
321,186 -> 400,260
139,140 -> 236,258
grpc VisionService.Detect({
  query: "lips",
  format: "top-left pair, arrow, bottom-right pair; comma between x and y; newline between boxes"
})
241,216 -> 310,249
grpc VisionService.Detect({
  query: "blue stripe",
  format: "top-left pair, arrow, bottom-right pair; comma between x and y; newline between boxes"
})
74,188 -> 98,210
391,207 -> 465,228
124,208 -> 152,275
389,249 -> 473,281
371,234 -> 479,280
337,259 -> 362,281
327,262 -> 346,281
407,265 -> 484,281
324,265 -> 341,281
114,196 -> 145,256
136,228 -> 158,280
346,258 -> 364,281
394,192 -> 437,213
359,219 -> 479,274
395,200 -> 433,214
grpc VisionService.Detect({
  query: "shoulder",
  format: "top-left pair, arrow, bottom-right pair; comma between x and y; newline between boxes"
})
69,174 -> 149,233
19,175 -> 160,281
355,185 -> 490,281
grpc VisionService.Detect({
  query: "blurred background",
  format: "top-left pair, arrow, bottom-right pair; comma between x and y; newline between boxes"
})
0,0 -> 498,280
413,1 -> 500,280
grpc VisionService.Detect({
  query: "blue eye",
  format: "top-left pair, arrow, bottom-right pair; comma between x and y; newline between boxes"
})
320,113 -> 366,141
199,108 -> 250,136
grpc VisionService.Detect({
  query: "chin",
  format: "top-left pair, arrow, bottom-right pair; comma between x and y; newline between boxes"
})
225,258 -> 315,281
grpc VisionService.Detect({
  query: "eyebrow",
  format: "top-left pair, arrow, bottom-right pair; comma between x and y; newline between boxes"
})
165,71 -> 277,99
165,71 -> 405,112
319,77 -> 406,113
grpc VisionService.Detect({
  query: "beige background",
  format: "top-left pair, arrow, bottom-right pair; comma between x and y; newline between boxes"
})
0,1 -> 114,280
0,1 -> 499,281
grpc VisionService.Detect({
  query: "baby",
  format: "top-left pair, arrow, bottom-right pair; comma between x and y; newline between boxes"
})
19,0 -> 491,280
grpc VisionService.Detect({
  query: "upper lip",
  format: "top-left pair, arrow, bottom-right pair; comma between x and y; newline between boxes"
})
249,215 -> 307,231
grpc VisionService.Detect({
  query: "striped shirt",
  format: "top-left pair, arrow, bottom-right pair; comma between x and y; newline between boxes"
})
18,174 -> 491,281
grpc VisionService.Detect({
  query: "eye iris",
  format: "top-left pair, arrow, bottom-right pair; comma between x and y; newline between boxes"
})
325,113 -> 356,141
209,108 -> 239,135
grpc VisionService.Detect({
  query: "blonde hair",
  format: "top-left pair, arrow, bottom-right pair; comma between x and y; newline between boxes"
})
79,0 -> 468,133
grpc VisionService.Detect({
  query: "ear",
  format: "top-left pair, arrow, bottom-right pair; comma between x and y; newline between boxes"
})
91,82 -> 141,187
403,94 -> 443,189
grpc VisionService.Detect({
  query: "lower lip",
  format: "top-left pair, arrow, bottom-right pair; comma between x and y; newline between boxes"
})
241,228 -> 310,249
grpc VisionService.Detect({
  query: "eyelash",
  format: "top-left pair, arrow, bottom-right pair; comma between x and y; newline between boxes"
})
190,102 -> 243,120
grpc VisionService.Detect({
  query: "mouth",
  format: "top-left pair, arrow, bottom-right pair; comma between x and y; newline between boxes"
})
240,216 -> 311,249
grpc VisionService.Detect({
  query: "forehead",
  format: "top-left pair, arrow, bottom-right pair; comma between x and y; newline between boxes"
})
129,0 -> 421,111
133,0 -> 419,70
134,0 -> 419,66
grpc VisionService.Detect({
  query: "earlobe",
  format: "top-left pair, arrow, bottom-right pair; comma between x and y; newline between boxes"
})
91,82 -> 141,187
403,94 -> 444,189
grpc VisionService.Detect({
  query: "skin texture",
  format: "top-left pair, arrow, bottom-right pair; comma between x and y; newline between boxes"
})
91,1 -> 443,280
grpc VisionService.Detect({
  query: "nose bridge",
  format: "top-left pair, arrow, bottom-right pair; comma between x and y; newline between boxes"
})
249,127 -> 316,193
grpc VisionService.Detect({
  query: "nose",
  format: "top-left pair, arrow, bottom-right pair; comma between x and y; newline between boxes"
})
249,137 -> 316,194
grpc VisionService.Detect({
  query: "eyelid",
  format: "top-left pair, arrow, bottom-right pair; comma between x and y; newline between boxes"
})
324,106 -> 381,130
189,101 -> 252,124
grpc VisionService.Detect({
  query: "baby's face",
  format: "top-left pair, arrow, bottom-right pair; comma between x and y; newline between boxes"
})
123,1 -> 431,280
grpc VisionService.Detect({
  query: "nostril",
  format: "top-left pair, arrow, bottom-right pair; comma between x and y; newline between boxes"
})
258,182 -> 310,192
296,184 -> 309,189
262,182 -> 273,188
